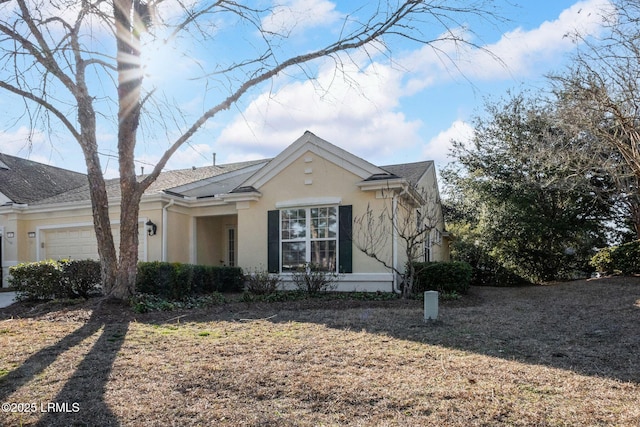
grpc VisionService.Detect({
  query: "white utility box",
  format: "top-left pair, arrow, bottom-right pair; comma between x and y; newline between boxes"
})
424,291 -> 439,321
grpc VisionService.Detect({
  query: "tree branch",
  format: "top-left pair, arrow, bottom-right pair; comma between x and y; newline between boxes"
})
0,80 -> 80,141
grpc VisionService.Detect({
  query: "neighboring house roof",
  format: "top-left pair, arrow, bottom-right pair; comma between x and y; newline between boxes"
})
0,152 -> 87,205
18,132 -> 435,207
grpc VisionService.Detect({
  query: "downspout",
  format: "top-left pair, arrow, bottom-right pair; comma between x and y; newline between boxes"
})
161,199 -> 174,261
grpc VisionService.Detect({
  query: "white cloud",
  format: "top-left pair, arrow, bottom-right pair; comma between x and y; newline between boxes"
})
0,127 -> 54,165
464,0 -> 614,79
215,0 -> 614,168
422,120 -> 474,166
261,0 -> 342,35
215,53 -> 423,164
399,0 -> 614,93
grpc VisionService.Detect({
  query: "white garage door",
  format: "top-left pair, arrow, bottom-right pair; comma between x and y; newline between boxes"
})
43,225 -> 146,261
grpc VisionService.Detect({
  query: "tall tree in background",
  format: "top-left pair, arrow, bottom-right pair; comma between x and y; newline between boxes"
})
0,0 -> 502,299
551,0 -> 640,238
444,92 -> 612,283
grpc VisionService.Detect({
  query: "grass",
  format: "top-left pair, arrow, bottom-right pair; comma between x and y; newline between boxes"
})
0,277 -> 639,426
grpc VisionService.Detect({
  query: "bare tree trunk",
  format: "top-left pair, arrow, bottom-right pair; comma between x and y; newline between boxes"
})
109,0 -> 145,299
85,153 -> 119,294
112,190 -> 143,299
354,187 -> 437,298
77,81 -> 119,294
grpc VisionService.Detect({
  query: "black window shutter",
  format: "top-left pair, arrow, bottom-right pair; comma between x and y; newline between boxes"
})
267,210 -> 280,273
338,205 -> 353,273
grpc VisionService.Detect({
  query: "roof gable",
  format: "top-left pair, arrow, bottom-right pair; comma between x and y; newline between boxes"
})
11,134 -> 436,208
239,131 -> 386,190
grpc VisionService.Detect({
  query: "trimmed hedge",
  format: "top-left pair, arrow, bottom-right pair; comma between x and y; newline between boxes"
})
590,240 -> 640,275
412,261 -> 473,295
9,259 -> 101,301
9,260 -> 243,302
136,262 -> 244,300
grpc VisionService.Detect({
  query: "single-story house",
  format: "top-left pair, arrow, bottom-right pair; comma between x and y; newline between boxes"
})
0,132 -> 450,291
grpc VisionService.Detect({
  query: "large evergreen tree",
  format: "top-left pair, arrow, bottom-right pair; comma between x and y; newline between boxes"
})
444,93 -> 613,283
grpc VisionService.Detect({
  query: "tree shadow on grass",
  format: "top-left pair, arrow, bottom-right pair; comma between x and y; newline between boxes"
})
0,300 -> 129,427
258,277 -> 640,384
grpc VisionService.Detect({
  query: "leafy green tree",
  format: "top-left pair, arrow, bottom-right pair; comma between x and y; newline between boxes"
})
444,92 -> 612,283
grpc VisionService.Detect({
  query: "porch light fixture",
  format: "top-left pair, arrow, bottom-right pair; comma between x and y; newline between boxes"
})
28,232 -> 36,238
145,220 -> 157,236
6,232 -> 14,238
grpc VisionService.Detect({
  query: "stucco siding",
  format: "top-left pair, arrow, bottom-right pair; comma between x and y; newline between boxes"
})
238,150 -> 393,278
165,209 -> 191,263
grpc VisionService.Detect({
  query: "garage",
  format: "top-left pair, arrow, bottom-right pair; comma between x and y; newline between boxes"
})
42,225 -> 146,261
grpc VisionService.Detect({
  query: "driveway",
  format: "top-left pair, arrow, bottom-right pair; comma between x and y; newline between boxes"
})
0,291 -> 16,308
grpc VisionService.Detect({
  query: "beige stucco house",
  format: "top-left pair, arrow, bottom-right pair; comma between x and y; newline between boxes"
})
0,132 -> 449,291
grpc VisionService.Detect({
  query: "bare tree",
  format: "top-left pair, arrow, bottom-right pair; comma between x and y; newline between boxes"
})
0,0 -> 500,300
353,181 -> 443,297
550,0 -> 640,237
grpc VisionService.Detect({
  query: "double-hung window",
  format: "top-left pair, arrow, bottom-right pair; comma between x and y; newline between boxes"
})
281,206 -> 338,272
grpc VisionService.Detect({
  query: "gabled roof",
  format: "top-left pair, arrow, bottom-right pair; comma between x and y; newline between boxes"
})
15,133 -> 435,208
0,153 -> 87,205
237,131 -> 389,190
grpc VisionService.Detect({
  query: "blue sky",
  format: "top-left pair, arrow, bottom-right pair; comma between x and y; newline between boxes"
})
0,0 -> 614,178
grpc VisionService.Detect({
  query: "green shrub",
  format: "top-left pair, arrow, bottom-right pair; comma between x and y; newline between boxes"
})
171,263 -> 194,300
130,292 -> 227,313
9,259 -> 101,301
590,247 -> 615,274
9,260 -> 62,301
61,259 -> 102,299
218,266 -> 244,292
135,262 -> 244,299
136,261 -> 174,297
590,240 -> 640,275
413,261 -> 473,295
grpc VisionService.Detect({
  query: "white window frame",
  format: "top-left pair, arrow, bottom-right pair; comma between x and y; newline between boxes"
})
280,205 -> 339,273
424,231 -> 432,262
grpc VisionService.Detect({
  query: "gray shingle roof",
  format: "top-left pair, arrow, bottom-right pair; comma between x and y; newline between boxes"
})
33,159 -> 270,205
0,153 -> 87,205
378,161 -> 434,185
167,161 -> 269,198
23,154 -> 433,207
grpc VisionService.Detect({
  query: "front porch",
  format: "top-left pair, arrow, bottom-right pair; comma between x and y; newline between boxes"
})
195,214 -> 238,267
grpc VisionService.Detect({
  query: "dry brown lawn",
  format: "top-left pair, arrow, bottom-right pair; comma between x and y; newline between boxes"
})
0,276 -> 639,426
